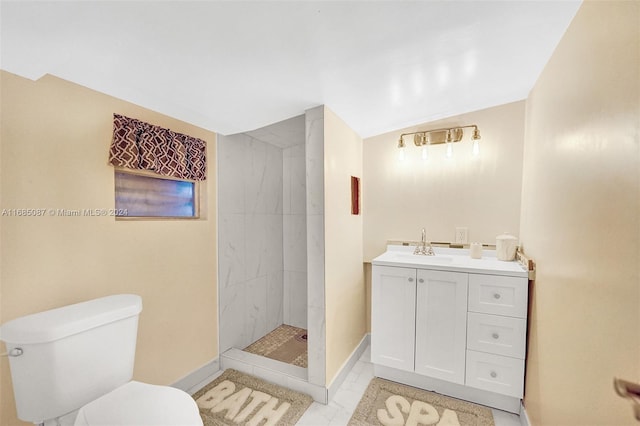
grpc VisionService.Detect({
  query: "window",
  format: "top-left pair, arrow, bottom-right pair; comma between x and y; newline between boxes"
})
114,169 -> 198,218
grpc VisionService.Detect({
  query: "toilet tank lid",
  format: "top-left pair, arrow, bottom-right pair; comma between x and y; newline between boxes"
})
0,294 -> 142,344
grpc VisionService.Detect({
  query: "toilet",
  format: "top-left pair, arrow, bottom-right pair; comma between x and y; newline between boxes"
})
0,294 -> 203,426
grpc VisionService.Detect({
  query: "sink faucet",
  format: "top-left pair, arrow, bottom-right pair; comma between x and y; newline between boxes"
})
414,228 -> 435,256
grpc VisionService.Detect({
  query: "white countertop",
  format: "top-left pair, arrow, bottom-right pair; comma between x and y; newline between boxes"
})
372,245 -> 528,278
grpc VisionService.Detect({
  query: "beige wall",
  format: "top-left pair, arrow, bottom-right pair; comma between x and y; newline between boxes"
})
363,101 -> 526,262
323,106 -> 366,385
520,2 -> 639,425
0,72 -> 218,426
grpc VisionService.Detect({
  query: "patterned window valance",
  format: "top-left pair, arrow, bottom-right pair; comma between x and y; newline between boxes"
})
108,113 -> 207,181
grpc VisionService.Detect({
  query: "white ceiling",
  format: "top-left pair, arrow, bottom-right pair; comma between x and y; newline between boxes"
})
0,1 -> 581,138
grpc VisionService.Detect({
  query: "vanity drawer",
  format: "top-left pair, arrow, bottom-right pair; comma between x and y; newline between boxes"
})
468,274 -> 528,318
467,312 -> 526,359
465,350 -> 525,398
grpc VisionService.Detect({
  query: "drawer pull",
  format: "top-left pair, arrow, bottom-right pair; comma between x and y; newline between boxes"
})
408,277 -> 414,282
492,333 -> 499,339
418,278 -> 424,283
493,293 -> 501,300
490,371 -> 497,378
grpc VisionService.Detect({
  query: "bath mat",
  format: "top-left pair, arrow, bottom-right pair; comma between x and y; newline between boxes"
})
244,324 -> 308,367
348,377 -> 494,426
193,369 -> 313,426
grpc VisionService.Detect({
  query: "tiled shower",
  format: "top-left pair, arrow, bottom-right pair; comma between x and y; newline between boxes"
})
217,115 -> 308,355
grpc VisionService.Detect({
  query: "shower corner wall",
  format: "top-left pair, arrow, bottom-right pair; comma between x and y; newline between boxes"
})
283,142 -> 308,330
304,105 -> 327,387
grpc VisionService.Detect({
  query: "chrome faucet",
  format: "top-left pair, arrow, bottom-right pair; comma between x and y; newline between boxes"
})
414,228 -> 435,256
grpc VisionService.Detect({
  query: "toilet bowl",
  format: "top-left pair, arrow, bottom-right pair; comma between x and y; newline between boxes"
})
0,294 -> 203,426
74,381 -> 202,426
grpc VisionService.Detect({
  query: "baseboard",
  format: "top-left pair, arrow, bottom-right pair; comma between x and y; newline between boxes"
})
520,401 -> 532,426
171,357 -> 221,395
327,333 -> 370,402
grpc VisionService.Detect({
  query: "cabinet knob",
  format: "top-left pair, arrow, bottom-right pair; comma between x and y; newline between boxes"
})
418,278 -> 424,283
492,333 -> 499,339
408,277 -> 414,282
493,293 -> 501,300
490,371 -> 497,378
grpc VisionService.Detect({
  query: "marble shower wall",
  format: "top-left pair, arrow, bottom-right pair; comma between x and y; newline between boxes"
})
283,142 -> 308,328
305,106 -> 326,386
218,133 -> 284,352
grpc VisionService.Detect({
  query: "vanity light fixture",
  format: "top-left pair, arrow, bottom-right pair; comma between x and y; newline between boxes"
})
397,124 -> 481,159
471,127 -> 481,156
421,133 -> 430,160
472,139 -> 480,156
397,136 -> 406,161
445,130 -> 453,158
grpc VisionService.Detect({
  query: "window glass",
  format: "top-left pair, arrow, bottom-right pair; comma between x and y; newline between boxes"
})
114,170 -> 197,218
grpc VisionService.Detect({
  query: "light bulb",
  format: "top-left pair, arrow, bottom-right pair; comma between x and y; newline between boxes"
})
422,145 -> 428,160
398,147 -> 406,161
472,139 -> 480,156
446,142 -> 453,158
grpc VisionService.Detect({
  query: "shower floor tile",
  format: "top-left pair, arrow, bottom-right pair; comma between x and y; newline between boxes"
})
244,324 -> 308,368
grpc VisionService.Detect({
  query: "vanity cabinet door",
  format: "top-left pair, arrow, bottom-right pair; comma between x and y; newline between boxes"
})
371,265 -> 417,372
414,269 -> 468,384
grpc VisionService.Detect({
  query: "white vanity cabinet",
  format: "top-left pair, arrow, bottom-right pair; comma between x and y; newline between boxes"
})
371,246 -> 529,413
372,266 -> 468,383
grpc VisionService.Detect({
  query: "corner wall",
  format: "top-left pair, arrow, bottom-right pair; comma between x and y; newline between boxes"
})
305,105 -> 327,386
323,106 -> 366,385
0,72 -> 218,426
304,105 -> 366,388
520,2 -> 640,424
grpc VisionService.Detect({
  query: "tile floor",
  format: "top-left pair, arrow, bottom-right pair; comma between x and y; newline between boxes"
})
295,345 -> 522,426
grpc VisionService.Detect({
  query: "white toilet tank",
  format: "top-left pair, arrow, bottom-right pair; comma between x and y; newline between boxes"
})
0,294 -> 143,424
